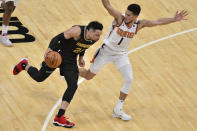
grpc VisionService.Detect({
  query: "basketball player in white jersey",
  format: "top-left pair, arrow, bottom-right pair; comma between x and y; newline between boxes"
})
0,0 -> 18,46
79,0 -> 188,120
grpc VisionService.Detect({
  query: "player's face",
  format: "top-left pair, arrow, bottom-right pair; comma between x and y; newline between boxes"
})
124,10 -> 138,24
88,29 -> 102,41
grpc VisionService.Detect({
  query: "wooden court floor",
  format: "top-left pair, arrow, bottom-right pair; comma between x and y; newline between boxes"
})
0,0 -> 197,131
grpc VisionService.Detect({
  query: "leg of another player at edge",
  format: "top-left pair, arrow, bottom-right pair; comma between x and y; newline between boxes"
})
0,1 -> 15,46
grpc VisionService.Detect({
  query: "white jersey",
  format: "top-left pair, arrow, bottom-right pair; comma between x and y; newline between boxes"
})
103,19 -> 138,54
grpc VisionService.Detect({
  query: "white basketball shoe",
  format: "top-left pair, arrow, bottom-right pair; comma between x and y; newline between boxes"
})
112,107 -> 131,121
0,34 -> 13,47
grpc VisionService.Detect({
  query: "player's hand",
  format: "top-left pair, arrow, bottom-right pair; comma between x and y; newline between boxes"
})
44,48 -> 53,59
78,57 -> 85,67
174,10 -> 188,21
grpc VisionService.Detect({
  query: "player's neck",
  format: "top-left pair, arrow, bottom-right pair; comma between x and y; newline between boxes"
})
85,31 -> 90,40
125,20 -> 135,28
85,31 -> 92,41
84,29 -> 90,40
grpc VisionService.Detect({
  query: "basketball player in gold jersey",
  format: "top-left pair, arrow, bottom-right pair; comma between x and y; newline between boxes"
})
0,0 -> 18,46
13,21 -> 103,128
79,0 -> 188,120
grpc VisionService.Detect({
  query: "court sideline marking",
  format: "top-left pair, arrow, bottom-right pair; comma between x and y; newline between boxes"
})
42,28 -> 197,131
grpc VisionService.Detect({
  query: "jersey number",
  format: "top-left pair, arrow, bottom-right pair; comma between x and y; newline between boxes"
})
73,48 -> 85,53
118,38 -> 124,45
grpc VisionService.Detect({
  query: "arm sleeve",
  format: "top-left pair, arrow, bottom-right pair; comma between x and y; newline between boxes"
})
48,33 -> 65,51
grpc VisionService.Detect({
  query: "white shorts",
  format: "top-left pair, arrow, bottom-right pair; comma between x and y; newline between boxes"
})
5,0 -> 19,6
90,44 -> 130,74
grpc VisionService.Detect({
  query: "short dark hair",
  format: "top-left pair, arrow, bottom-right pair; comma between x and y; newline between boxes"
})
87,21 -> 103,31
127,4 -> 141,16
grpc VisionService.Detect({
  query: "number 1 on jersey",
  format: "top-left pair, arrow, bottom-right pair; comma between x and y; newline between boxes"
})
118,38 -> 124,45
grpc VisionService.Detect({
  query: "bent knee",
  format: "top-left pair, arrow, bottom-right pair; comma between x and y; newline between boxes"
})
127,77 -> 133,83
124,74 -> 133,83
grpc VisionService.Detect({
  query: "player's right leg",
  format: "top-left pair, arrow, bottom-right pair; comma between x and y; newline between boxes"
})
13,59 -> 56,82
112,64 -> 133,121
53,70 -> 78,128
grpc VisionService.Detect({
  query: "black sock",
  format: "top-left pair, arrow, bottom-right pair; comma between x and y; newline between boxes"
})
21,63 -> 27,70
57,109 -> 65,117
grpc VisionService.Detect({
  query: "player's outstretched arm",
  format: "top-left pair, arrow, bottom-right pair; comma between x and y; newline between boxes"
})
138,10 -> 188,30
101,0 -> 123,25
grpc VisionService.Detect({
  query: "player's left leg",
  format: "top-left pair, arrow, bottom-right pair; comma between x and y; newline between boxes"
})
79,68 -> 96,80
79,45 -> 111,80
113,54 -> 133,120
0,0 -> 16,46
53,70 -> 79,128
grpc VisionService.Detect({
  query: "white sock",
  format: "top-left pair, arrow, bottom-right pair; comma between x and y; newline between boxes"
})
2,24 -> 8,35
115,99 -> 124,110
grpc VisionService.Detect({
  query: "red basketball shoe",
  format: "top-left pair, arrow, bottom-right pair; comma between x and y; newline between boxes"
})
13,58 -> 28,75
53,115 -> 75,128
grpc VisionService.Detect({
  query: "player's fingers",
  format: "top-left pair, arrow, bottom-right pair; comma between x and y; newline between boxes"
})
180,10 -> 185,14
181,11 -> 187,16
175,11 -> 178,15
183,12 -> 189,17
182,10 -> 187,14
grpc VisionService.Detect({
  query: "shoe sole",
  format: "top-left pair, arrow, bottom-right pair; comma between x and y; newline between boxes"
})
53,121 -> 74,128
112,113 -> 131,121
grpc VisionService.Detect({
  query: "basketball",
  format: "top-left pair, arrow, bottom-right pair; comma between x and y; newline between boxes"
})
45,51 -> 62,68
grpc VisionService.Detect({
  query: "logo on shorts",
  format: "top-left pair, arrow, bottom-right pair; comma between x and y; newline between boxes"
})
46,71 -> 53,74
0,8 -> 35,43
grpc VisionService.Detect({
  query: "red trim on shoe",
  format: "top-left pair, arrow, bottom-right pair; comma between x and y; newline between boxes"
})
53,115 -> 75,128
13,58 -> 28,75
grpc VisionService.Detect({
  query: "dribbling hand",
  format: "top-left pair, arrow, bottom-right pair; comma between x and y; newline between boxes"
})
44,48 -> 53,59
